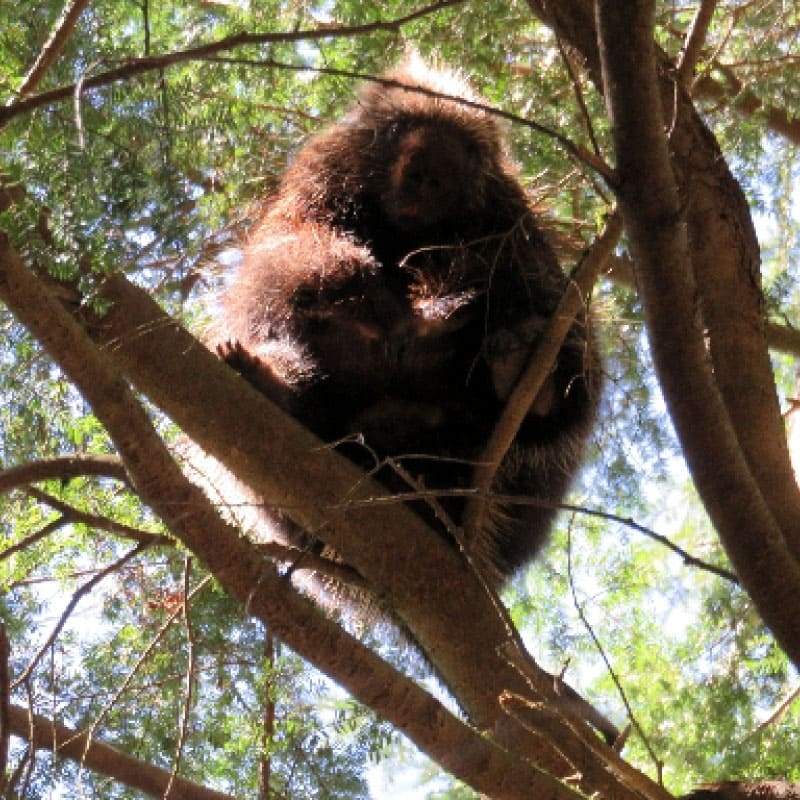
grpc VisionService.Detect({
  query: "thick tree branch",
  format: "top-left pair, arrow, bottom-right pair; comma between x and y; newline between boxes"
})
0,454 -> 129,494
527,0 -> 800,667
766,321 -> 800,357
88,277 -> 683,796
670,108 -> 800,554
6,247 -> 676,794
6,703 -> 235,800
83,272 -> 651,795
526,3 -> 800,558
0,234 -> 595,800
594,0 -> 800,667
14,0 -> 91,98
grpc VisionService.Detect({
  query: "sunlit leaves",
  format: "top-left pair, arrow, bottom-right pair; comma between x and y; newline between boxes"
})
3,0 -> 800,797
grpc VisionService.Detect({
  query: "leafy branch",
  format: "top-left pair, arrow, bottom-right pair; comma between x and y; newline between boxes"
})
6,703 -> 235,800
0,0 -> 465,126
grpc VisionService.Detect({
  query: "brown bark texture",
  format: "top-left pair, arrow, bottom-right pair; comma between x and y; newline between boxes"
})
4,3 -> 800,794
527,0 -> 800,670
0,233 -> 629,800
84,270 -> 660,800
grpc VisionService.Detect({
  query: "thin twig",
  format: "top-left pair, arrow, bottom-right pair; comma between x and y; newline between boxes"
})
582,504 -> 739,584
0,1 -> 465,125
739,682 -> 800,744
566,518 -> 658,773
164,557 -> 196,800
19,683 -> 37,798
26,486 -> 172,547
208,56 -> 616,182
328,486 -> 739,584
10,561 -> 170,589
0,622 -> 9,797
12,542 -> 150,686
463,209 -> 623,543
0,517 -> 68,563
557,36 -> 602,157
259,629 -> 275,800
79,575 -> 212,769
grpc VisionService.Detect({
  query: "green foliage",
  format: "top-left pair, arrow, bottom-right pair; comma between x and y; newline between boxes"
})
2,1 -> 800,798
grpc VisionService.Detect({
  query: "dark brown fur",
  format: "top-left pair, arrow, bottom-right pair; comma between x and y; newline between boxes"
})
216,59 -> 601,588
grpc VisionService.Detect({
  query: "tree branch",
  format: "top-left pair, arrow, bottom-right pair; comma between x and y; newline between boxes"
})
165,558 -> 196,800
0,517 -> 69,563
766,321 -> 800,357
0,454 -> 129,494
594,0 -> 800,666
25,486 -> 172,547
14,0 -> 91,98
81,269 -> 683,796
6,703 -> 235,800
0,1 -> 465,127
91,277 -> 632,789
557,500 -> 739,584
206,56 -> 615,181
0,233 -> 592,800
464,208 -> 622,540
677,0 -> 718,85
525,3 -> 800,562
662,60 -> 800,563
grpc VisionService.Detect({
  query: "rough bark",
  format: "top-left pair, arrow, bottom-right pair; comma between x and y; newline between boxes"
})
594,0 -> 800,667
0,233 -> 652,800
527,0 -> 800,668
84,272 -> 661,799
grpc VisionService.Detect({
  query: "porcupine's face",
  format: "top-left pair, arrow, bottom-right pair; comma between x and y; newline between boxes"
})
375,119 -> 486,232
